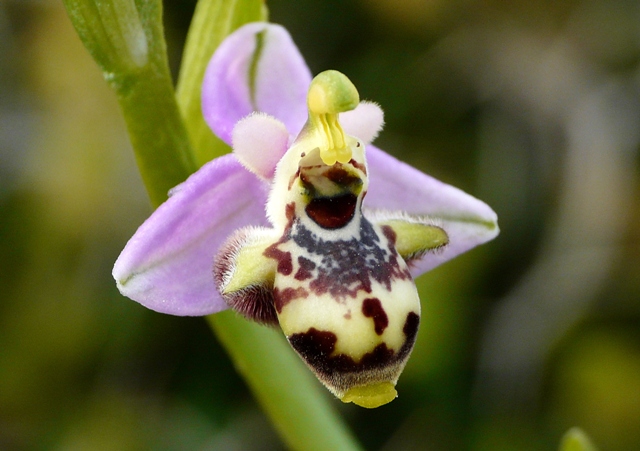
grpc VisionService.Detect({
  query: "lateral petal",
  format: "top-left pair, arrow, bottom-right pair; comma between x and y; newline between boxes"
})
232,112 -> 290,180
341,101 -> 385,144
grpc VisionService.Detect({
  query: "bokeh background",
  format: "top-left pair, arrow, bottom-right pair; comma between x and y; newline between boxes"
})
2,0 -> 640,449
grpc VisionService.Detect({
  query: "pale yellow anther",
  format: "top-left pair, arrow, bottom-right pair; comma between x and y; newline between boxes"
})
307,70 -> 360,166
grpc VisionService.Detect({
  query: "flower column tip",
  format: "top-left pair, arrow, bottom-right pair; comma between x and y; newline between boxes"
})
306,70 -> 360,165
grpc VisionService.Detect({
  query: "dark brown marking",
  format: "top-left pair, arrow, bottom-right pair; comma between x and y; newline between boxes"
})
285,202 -> 296,225
288,314 -> 422,392
274,286 -> 309,313
294,218 -> 411,299
294,256 -> 316,281
403,312 -> 420,343
325,167 -> 362,187
289,328 -> 401,376
288,168 -> 301,190
305,193 -> 357,229
263,204 -> 296,274
362,298 -> 389,335
289,328 -> 337,363
263,245 -> 293,276
349,158 -> 367,174
390,311 -> 421,363
360,343 -> 395,367
381,225 -> 397,248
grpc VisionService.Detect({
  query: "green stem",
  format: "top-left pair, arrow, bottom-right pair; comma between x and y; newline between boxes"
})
63,0 -> 197,206
208,312 -> 362,451
118,68 -> 197,207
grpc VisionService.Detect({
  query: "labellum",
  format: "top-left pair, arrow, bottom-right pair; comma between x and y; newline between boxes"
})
214,71 -> 449,408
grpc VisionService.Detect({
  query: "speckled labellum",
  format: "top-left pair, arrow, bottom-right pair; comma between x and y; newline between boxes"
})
214,71 -> 449,408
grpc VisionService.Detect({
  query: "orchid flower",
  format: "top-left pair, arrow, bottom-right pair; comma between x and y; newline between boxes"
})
113,22 -> 498,408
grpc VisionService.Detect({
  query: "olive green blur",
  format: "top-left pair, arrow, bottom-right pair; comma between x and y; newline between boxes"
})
1,0 -> 640,450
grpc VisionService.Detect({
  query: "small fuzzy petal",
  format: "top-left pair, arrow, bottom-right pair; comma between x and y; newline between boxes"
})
341,101 -> 385,144
365,146 -> 499,277
232,113 -> 290,180
202,22 -> 311,144
113,155 -> 269,316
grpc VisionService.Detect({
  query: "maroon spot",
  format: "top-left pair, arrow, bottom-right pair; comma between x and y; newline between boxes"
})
288,315 -> 421,379
360,343 -> 395,367
285,202 -> 296,225
263,245 -> 293,275
288,168 -> 301,190
263,203 -> 297,274
403,312 -> 420,345
349,158 -> 367,174
381,225 -> 397,248
391,311 -> 420,362
362,298 -> 389,335
289,328 -> 337,362
325,167 -> 362,187
274,286 -> 309,313
294,256 -> 316,281
305,193 -> 357,229
289,328 -> 400,376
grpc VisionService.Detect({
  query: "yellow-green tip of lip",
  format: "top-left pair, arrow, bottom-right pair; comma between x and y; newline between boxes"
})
340,382 -> 398,408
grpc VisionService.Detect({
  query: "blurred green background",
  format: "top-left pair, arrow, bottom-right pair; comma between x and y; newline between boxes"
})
1,0 -> 640,449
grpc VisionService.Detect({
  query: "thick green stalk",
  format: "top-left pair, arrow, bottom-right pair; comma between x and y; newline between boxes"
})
208,312 -> 362,451
176,0 -> 267,165
63,0 -> 197,206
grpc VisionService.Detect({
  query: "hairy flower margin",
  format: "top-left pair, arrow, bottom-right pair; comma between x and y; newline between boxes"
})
113,22 -> 499,407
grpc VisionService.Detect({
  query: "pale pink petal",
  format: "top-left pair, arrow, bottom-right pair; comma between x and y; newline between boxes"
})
232,113 -> 290,180
341,101 -> 385,144
113,155 -> 269,316
202,22 -> 311,144
365,146 -> 499,277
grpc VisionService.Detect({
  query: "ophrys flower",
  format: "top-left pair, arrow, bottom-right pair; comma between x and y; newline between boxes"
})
113,22 -> 499,408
